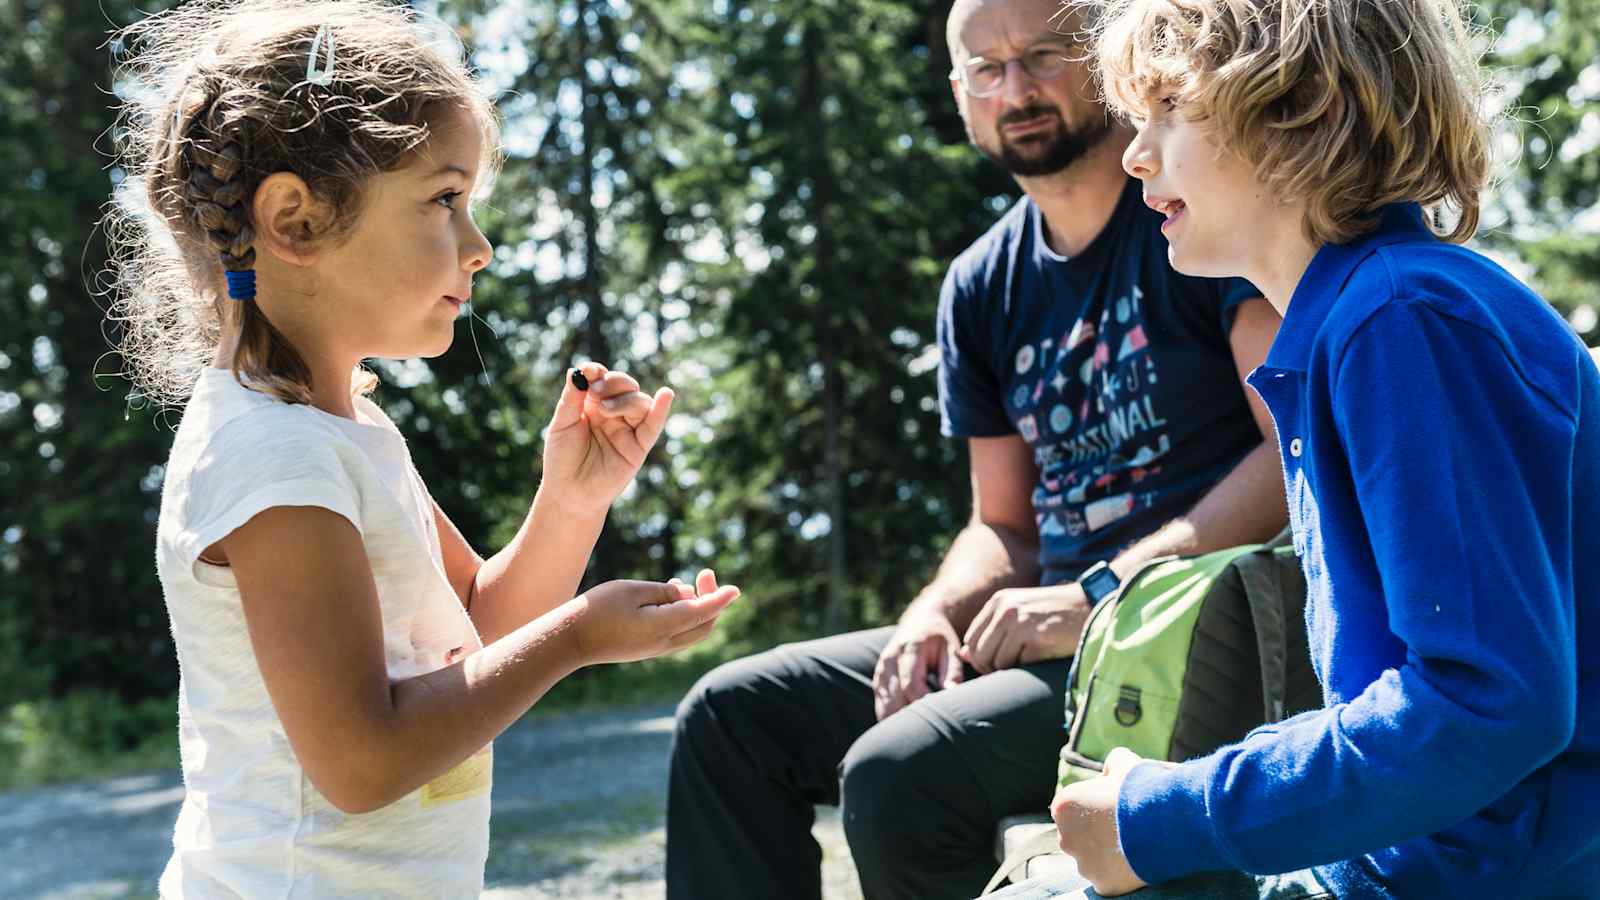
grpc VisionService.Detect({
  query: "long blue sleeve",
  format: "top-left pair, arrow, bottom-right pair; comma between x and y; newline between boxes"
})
1116,298 -> 1582,892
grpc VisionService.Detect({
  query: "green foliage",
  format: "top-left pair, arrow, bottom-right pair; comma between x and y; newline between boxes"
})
1478,0 -> 1600,338
0,690 -> 179,790
0,0 -> 180,708
623,0 -> 1014,638
5,0 -> 1596,787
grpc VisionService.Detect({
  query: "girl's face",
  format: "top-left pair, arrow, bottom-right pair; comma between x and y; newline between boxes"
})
1120,96 -> 1287,280
311,107 -> 492,362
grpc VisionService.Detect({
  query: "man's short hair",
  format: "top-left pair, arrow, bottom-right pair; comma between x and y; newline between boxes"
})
1082,0 -> 1495,245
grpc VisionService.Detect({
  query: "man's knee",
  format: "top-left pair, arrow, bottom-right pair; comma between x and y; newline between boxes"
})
839,711 -> 953,861
674,652 -> 771,749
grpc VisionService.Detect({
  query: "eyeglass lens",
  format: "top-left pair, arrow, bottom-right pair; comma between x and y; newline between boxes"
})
962,46 -> 1069,96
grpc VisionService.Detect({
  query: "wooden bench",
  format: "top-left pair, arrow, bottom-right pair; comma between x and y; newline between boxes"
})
994,814 -> 1081,886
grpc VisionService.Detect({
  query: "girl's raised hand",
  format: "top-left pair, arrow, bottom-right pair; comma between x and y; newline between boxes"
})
542,362 -> 673,516
570,573 -> 739,666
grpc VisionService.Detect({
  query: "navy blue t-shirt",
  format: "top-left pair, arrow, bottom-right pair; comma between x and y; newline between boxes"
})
937,176 -> 1262,585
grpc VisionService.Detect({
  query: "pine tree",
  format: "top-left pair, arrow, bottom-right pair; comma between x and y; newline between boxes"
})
663,0 -> 1013,638
1480,0 -> 1600,338
0,0 -> 182,703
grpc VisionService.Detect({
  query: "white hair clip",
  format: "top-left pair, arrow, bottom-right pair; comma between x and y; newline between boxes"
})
306,25 -> 335,86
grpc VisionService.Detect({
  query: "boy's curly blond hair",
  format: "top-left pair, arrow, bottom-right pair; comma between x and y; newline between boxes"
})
1080,0 -> 1494,245
104,0 -> 501,408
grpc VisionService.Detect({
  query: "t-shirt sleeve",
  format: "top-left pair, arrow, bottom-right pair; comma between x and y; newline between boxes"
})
1215,276 -> 1263,334
937,262 -> 1013,438
174,414 -> 366,572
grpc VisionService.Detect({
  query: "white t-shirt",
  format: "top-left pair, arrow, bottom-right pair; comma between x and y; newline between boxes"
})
155,368 -> 491,898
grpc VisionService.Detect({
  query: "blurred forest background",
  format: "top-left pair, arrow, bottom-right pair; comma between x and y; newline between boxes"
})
1,0 -> 1596,788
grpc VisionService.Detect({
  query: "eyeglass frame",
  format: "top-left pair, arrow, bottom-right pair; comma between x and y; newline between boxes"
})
948,41 -> 1073,98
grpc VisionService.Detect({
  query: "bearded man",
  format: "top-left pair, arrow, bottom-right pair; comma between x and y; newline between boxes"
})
666,1 -> 1287,897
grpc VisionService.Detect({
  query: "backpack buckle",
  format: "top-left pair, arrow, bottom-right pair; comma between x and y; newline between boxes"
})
1114,685 -> 1143,727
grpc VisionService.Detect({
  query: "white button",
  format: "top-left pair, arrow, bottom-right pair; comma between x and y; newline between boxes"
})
1289,438 -> 1303,458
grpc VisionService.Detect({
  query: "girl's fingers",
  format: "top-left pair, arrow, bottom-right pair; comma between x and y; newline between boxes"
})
549,369 -> 588,432
667,577 -> 695,600
594,391 -> 655,426
667,617 -> 719,651
695,568 -> 718,596
576,361 -> 609,391
588,371 -> 641,399
641,584 -> 739,631
551,362 -> 609,431
635,387 -> 674,450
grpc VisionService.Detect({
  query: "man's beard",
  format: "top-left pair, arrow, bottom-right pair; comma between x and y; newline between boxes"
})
980,105 -> 1113,178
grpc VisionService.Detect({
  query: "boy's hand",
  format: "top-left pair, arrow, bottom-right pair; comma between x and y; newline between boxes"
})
569,570 -> 737,666
1050,746 -> 1153,896
542,362 -> 673,517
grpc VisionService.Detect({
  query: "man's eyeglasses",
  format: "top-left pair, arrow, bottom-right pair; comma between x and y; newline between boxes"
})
949,44 -> 1071,98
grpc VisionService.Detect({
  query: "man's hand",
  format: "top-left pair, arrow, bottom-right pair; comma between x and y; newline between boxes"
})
959,584 -> 1091,674
1051,747 -> 1160,896
871,612 -> 964,720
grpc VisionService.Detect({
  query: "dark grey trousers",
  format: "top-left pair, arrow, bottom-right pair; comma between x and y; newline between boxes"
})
666,625 -> 1074,900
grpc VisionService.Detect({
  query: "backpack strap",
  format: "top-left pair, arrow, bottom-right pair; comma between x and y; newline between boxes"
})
1234,530 -> 1304,722
1263,525 -> 1294,552
979,825 -> 1065,896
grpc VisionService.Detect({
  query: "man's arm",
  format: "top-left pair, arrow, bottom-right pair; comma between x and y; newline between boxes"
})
962,298 -> 1287,672
1104,298 -> 1287,576
904,435 -> 1041,629
870,434 -> 1039,718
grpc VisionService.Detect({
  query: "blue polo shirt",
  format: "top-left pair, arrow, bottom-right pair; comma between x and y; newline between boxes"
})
1116,204 -> 1600,899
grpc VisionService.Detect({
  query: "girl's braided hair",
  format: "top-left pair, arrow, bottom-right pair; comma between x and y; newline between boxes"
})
104,0 -> 500,408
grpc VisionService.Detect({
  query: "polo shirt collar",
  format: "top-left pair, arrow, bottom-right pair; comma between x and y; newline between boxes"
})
1265,203 -> 1436,372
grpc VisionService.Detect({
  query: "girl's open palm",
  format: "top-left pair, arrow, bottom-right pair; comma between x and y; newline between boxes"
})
542,362 -> 673,515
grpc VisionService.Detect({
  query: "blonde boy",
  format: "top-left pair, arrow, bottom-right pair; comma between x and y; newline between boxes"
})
997,1 -> 1600,899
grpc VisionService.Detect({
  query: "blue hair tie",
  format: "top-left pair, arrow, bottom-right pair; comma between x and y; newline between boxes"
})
224,269 -> 256,301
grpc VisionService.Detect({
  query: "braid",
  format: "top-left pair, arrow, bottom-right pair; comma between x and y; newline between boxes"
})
106,0 -> 496,409
181,120 -> 256,273
172,88 -> 317,404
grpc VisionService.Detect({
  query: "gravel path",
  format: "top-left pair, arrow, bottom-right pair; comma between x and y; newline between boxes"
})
0,704 -> 863,899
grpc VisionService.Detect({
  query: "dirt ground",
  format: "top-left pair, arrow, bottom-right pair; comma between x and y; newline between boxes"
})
0,703 -> 863,900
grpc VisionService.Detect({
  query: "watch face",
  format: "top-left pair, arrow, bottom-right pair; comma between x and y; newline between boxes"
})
1082,566 -> 1120,602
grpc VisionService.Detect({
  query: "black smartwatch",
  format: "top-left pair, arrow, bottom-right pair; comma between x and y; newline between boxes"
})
1078,560 -> 1122,605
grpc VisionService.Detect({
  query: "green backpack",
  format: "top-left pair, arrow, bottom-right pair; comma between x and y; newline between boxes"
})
1057,535 -> 1321,788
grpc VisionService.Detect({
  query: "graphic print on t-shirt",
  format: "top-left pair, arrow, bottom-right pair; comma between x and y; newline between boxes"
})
1011,283 -> 1172,540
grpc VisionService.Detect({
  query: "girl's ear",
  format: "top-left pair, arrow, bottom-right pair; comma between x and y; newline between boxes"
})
252,172 -> 333,267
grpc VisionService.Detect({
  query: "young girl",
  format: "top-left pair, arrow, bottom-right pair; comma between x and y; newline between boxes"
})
105,1 -> 738,895
997,1 -> 1600,899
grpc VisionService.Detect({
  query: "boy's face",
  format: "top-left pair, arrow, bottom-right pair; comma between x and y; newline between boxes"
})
949,0 -> 1113,178
1121,97 -> 1289,279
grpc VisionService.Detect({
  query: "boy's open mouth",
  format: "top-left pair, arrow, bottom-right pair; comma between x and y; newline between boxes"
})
1148,197 -> 1186,231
